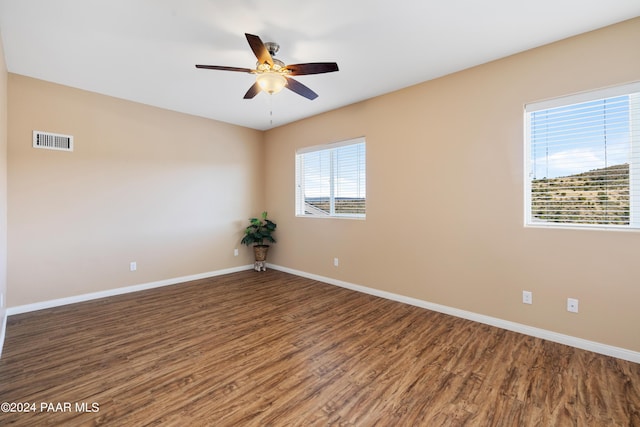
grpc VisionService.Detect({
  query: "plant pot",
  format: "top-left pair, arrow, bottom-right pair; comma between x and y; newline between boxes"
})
253,245 -> 270,262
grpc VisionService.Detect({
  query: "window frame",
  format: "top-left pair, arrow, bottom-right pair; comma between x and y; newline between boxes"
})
295,137 -> 366,219
524,81 -> 640,231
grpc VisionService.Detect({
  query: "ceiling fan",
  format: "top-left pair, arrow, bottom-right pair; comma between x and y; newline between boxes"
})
196,33 -> 339,100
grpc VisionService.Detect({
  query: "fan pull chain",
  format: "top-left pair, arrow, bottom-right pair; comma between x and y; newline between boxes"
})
269,94 -> 274,126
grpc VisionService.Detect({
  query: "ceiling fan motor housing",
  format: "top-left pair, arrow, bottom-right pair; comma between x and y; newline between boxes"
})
264,41 -> 280,56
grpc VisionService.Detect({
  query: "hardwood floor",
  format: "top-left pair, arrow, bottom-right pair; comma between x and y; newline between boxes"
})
0,270 -> 638,426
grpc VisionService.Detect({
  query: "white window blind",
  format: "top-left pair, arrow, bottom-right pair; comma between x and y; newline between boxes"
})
296,138 -> 366,218
525,82 -> 640,229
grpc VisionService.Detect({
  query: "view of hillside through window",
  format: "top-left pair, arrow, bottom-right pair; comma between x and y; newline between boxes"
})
296,139 -> 366,218
527,86 -> 640,228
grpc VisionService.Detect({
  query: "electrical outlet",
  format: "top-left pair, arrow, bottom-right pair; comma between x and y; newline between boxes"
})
522,290 -> 532,305
130,261 -> 137,272
567,298 -> 579,313
234,248 -> 239,256
333,257 -> 339,267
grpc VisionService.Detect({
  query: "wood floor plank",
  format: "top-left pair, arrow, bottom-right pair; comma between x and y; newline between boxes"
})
0,270 -> 638,426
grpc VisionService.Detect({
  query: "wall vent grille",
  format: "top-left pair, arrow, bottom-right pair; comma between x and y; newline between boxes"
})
33,130 -> 73,152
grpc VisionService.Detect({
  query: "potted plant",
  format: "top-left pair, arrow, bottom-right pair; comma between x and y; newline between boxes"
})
241,211 -> 276,271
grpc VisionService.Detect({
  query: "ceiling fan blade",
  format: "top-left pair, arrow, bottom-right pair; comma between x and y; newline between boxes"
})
243,82 -> 262,99
285,62 -> 339,76
195,65 -> 254,73
245,33 -> 273,67
285,77 -> 318,100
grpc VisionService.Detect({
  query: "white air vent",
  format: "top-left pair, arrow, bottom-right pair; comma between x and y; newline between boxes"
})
33,130 -> 73,152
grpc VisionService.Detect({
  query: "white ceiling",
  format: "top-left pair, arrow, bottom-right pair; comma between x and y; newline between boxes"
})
0,1 -> 638,131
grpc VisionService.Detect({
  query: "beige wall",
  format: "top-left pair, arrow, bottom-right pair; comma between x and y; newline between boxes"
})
7,75 -> 264,306
0,32 -> 7,331
264,18 -> 640,352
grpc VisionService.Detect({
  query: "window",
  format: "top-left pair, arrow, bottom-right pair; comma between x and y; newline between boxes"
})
296,137 -> 366,218
525,82 -> 640,229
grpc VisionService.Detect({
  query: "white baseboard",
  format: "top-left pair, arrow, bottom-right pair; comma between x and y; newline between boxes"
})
269,264 -> 640,364
6,265 -> 253,316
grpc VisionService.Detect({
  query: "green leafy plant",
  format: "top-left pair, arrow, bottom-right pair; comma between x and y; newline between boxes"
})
241,211 -> 277,246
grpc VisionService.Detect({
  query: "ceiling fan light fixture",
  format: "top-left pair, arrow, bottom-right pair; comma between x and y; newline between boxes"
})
256,72 -> 286,94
